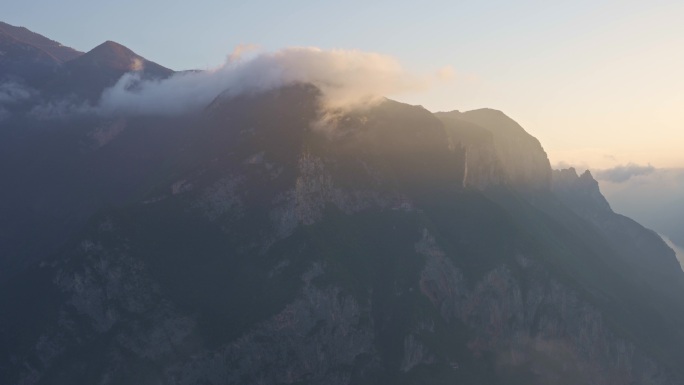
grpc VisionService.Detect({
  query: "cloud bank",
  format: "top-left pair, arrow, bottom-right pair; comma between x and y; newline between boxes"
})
97,47 -> 451,116
594,163 -> 655,183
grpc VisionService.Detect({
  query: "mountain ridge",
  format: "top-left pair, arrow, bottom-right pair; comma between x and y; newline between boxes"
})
0,21 -> 82,63
1,23 -> 684,385
66,40 -> 171,74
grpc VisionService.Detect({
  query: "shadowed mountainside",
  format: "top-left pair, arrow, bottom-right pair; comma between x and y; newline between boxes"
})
1,23 -> 684,385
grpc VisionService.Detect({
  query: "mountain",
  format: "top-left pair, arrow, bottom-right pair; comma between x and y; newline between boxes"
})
0,22 -> 82,63
0,22 -> 82,88
0,32 -> 57,85
435,109 -> 551,190
0,22 -> 172,107
2,24 -> 684,385
44,40 -> 173,101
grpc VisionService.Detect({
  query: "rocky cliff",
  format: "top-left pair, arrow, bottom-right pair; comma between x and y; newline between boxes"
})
2,25 -> 684,384
436,109 -> 552,191
2,86 -> 684,384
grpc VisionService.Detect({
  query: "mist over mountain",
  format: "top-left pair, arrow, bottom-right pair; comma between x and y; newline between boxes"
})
598,168 -> 684,250
2,22 -> 684,385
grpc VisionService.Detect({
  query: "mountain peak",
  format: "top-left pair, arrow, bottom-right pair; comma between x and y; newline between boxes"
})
459,108 -> 526,135
579,169 -> 595,181
46,40 -> 173,101
74,40 -> 145,71
552,168 -> 612,212
65,39 -> 173,80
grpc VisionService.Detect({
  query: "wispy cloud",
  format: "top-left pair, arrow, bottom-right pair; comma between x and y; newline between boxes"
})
0,81 -> 37,121
552,161 -> 590,172
594,163 -> 655,183
0,81 -> 34,104
29,98 -> 94,120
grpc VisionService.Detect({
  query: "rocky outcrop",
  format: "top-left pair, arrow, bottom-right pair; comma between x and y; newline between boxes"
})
9,221 -> 197,385
462,144 -> 504,189
167,264 -> 374,385
552,168 -> 612,214
9,228 -> 373,385
3,77 -> 684,385
273,152 -> 367,238
418,232 -> 674,385
193,175 -> 244,221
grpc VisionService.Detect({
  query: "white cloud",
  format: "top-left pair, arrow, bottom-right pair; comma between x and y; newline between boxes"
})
97,47 -> 449,116
0,81 -> 34,104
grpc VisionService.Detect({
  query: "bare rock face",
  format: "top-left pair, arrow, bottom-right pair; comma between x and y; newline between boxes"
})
3,76 -> 684,385
193,176 -> 244,221
436,109 -> 552,191
11,220 -> 197,385
167,264 -> 374,385
552,168 -> 612,214
462,144 -> 505,189
294,152 -> 334,225
400,333 -> 435,372
272,152 -> 385,239
418,234 -> 673,385
457,109 -> 552,190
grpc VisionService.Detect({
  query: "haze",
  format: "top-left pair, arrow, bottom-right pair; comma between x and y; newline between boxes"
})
4,6 -> 684,382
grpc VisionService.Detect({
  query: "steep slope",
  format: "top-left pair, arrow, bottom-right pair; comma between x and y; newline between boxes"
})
0,21 -> 82,89
435,111 -> 505,189
46,40 -> 173,101
0,23 -> 172,119
2,86 -> 684,385
0,112 -> 201,280
0,21 -> 82,63
552,168 -> 684,307
0,30 -> 61,85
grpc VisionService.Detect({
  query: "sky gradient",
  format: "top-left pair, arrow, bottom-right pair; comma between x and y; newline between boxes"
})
4,0 -> 683,169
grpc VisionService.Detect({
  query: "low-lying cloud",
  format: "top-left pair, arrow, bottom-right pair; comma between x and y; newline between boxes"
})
0,81 -> 36,121
0,81 -> 34,104
30,97 -> 94,120
594,163 -> 655,183
98,47 -> 452,116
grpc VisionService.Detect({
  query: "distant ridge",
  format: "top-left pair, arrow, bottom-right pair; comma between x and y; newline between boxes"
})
0,21 -> 82,62
47,40 -> 174,101
67,40 -> 171,75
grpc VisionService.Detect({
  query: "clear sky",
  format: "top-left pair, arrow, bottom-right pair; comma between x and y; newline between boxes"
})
4,0 -> 683,169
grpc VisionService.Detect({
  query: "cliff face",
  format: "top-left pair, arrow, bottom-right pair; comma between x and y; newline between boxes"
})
419,242 -> 672,385
436,109 -> 551,191
552,168 -> 612,214
4,216 -> 676,385
2,86 -> 684,384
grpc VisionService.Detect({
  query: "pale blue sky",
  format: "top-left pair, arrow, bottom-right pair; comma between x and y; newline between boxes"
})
4,0 -> 684,168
